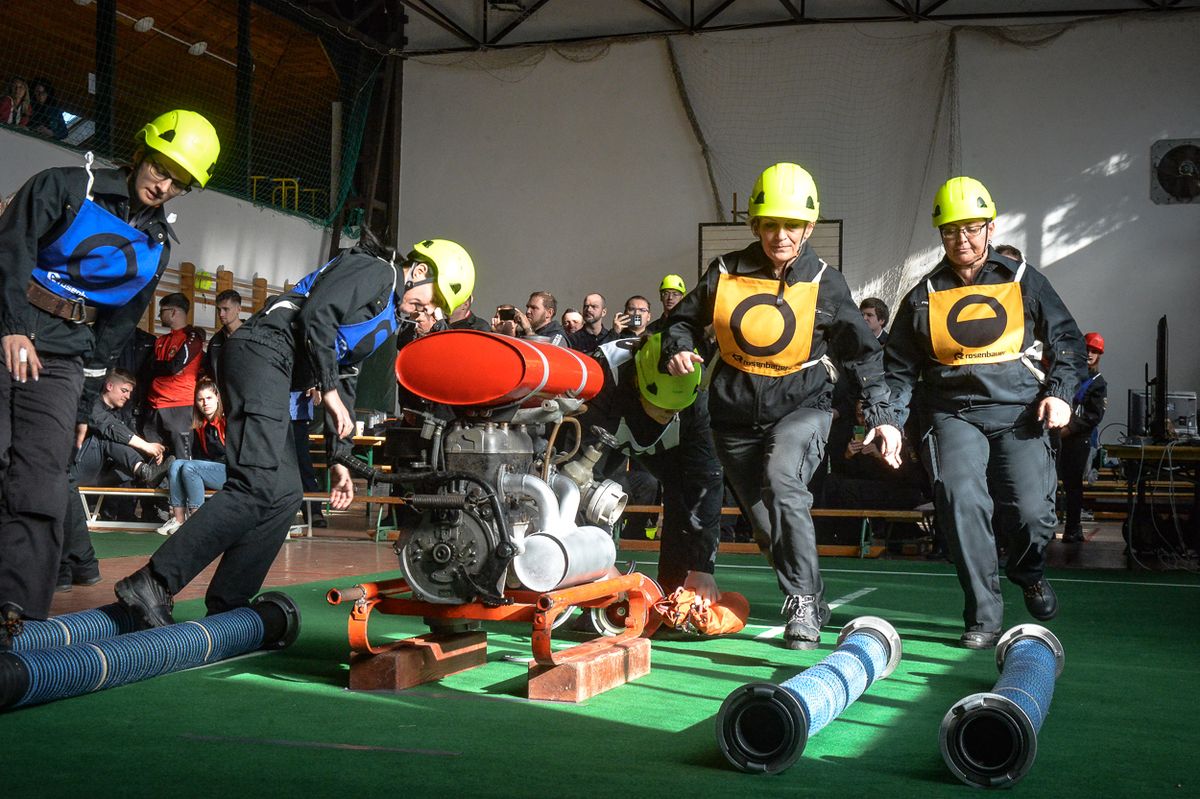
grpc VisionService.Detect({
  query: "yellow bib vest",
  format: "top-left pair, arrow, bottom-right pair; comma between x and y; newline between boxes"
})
713,262 -> 826,377
927,262 -> 1027,367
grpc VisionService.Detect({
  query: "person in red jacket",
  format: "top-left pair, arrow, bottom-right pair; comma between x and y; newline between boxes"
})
145,292 -> 206,459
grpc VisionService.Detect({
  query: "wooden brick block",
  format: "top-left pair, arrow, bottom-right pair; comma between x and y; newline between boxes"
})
349,631 -> 487,691
527,637 -> 651,703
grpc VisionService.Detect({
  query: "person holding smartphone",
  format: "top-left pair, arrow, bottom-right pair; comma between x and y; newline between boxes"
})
491,292 -> 568,347
613,295 -> 652,339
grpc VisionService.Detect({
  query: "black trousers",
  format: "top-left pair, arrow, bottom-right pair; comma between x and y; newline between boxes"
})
291,419 -> 323,522
59,476 -> 101,585
1057,433 -> 1092,534
149,339 -> 301,614
0,355 -> 84,619
59,434 -> 145,582
638,443 -> 724,595
76,435 -> 143,485
144,405 -> 194,460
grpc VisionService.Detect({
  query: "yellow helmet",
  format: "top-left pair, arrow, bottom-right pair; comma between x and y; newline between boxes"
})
407,239 -> 475,315
748,162 -> 819,224
659,274 -> 686,294
931,177 -> 996,228
635,333 -> 701,411
137,110 -> 220,188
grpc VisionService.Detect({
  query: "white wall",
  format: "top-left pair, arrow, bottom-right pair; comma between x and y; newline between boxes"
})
398,15 -> 1200,442
397,41 -> 717,318
0,131 -> 330,287
953,15 -> 1200,441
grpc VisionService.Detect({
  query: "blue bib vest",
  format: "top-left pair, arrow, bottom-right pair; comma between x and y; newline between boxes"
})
32,157 -> 163,308
292,253 -> 401,366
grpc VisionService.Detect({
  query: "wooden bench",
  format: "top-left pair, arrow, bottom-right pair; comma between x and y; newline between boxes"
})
78,486 -> 406,538
623,504 -> 931,559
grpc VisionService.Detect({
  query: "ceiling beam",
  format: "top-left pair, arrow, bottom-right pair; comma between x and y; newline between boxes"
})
697,0 -> 740,28
393,0 -> 1200,55
636,0 -> 691,31
490,0 -> 552,45
880,0 -> 922,21
397,0 -> 479,48
777,0 -> 804,21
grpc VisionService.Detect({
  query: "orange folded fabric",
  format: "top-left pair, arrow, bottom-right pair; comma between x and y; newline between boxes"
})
652,588 -> 749,636
690,591 -> 749,636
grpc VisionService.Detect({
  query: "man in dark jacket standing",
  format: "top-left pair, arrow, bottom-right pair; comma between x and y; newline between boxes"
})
885,176 -> 1085,649
0,109 -> 219,639
568,293 -> 617,352
1057,331 -> 1107,543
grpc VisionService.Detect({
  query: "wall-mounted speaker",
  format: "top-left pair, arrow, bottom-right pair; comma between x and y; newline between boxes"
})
1150,139 -> 1200,205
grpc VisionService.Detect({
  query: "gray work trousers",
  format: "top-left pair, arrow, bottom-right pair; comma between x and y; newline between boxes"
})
922,405 -> 1057,632
713,406 -> 831,598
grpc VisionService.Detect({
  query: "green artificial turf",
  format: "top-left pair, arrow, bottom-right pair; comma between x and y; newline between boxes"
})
7,554 -> 1198,798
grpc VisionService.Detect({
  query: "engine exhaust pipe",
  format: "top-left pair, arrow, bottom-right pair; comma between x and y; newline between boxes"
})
511,525 -> 617,593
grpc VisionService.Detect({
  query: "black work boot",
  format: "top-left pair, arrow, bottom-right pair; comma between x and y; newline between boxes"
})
115,566 -> 175,629
782,594 -> 821,650
1022,579 -> 1058,621
137,456 -> 175,488
959,628 -> 1002,650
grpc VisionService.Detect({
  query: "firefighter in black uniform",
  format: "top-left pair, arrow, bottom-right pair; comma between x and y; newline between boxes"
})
579,333 -> 724,600
0,109 -> 219,641
114,237 -> 476,627
664,162 -> 901,650
885,176 -> 1085,649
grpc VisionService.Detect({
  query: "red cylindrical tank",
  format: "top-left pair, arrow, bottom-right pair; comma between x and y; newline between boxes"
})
395,330 -> 603,408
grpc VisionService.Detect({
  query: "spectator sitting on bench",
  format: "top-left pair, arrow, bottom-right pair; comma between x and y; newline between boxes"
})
156,379 -> 227,536
77,368 -> 174,488
57,368 -> 175,590
819,400 -> 928,512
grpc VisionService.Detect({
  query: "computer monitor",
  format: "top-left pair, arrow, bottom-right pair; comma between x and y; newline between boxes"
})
1127,389 -> 1198,440
1151,315 -> 1169,441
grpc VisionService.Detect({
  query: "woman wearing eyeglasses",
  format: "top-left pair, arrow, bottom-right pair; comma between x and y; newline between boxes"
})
884,176 -> 1085,651
0,109 -> 219,639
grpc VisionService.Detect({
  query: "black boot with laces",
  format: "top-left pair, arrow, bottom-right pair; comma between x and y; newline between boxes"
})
782,594 -> 821,650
